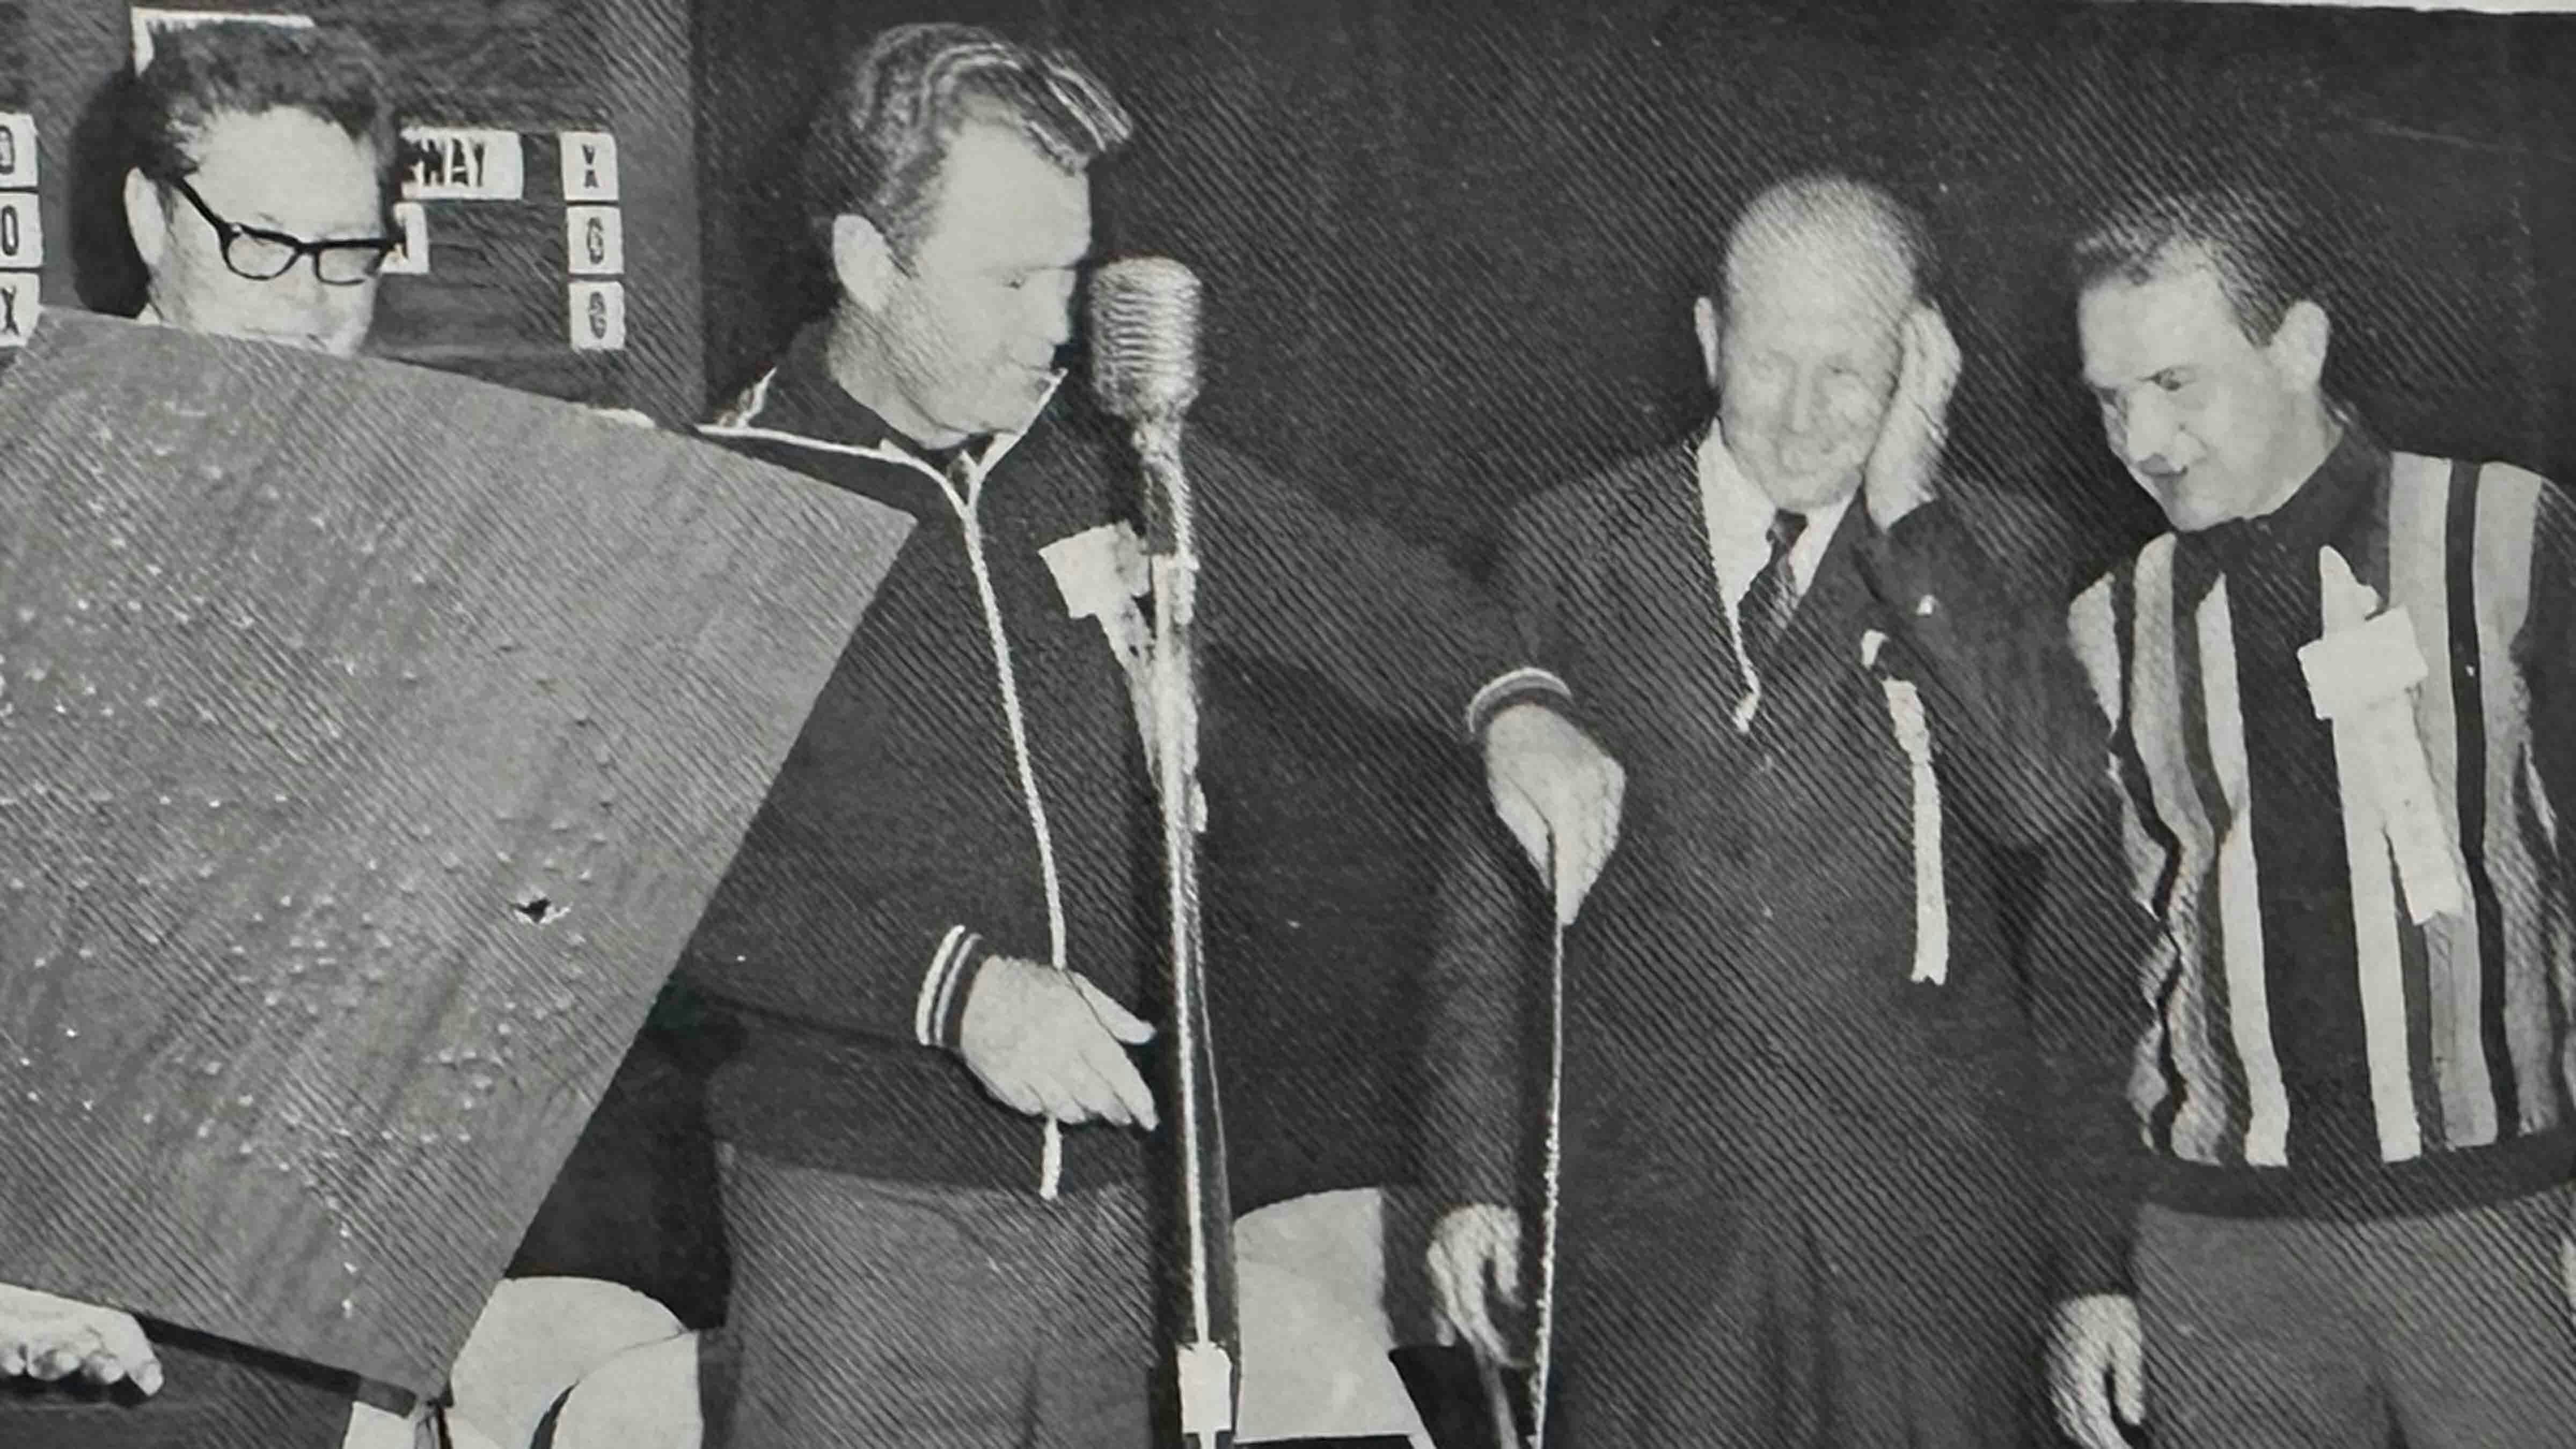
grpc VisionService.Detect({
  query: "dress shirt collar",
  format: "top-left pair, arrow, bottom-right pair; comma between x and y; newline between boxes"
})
1695,422 -> 1853,606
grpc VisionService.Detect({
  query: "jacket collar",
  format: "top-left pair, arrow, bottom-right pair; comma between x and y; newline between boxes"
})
2171,413 -> 2385,605
700,320 -> 1063,516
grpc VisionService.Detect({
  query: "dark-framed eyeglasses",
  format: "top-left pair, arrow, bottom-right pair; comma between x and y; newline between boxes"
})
165,175 -> 398,287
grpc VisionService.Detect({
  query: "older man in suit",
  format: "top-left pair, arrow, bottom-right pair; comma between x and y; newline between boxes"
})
1419,174 -> 2147,1447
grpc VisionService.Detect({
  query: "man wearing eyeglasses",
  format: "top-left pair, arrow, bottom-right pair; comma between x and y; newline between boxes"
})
0,24 -> 462,1449
120,25 -> 399,357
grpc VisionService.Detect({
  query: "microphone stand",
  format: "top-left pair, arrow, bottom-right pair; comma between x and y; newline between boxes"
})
1135,414 -> 1238,1449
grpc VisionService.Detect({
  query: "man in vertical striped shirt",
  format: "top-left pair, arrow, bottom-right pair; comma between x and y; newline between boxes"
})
2047,185 -> 2576,1449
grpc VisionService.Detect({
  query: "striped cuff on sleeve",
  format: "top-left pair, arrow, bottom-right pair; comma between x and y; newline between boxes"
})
1463,667 -> 1574,742
916,926 -> 994,1050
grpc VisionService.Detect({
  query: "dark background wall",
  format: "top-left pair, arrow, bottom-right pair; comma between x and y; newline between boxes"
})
695,0 -> 2576,1233
24,0 -> 705,420
15,0 -> 2576,1331
698,1 -> 2576,575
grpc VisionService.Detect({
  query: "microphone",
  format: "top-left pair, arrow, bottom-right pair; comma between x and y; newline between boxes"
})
1091,254 -> 1238,1449
1089,256 -> 1203,428
1090,257 -> 1202,557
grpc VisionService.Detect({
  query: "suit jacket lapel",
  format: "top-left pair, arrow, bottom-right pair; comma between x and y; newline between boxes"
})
1739,498 -> 1901,774
1774,500 -> 1878,680
1606,443 -> 1755,743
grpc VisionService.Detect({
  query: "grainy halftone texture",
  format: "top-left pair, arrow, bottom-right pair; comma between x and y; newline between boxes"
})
2135,1188 -> 2576,1447
27,0 -> 705,418
0,309 -> 910,1394
719,1152 -> 1156,1448
0,1 -> 22,101
696,0 -> 2576,1210
693,7 -> 2576,1443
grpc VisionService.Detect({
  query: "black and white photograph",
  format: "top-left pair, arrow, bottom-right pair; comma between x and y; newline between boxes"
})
3,0 -> 2576,1445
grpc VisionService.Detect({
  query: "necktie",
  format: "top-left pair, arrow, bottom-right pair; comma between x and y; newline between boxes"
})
1736,508 -> 1809,683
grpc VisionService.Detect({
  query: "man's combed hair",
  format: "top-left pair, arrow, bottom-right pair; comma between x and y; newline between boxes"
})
803,24 -> 1135,259
2071,187 -> 2307,343
128,23 -> 399,187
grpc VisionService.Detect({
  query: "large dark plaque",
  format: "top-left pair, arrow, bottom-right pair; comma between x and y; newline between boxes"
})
0,309 -> 909,1393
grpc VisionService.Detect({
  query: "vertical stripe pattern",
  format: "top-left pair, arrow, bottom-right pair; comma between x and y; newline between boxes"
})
2130,538 -> 2230,1160
2069,577 -> 2186,1148
2448,461 -> 2521,1136
2173,579 -> 2254,1154
2317,546 -> 2424,1162
2469,465 -> 2559,1135
2196,581 -> 2290,1165
2076,451 -> 2571,1172
2390,455 -> 2498,1148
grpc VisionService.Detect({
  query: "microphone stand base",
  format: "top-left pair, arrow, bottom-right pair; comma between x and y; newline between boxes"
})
1175,1339 -> 1236,1448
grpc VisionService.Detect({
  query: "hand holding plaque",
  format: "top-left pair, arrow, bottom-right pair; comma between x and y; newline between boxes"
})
0,1284 -> 162,1394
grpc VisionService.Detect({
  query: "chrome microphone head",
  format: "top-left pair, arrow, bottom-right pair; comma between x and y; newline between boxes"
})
1089,257 -> 1203,423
